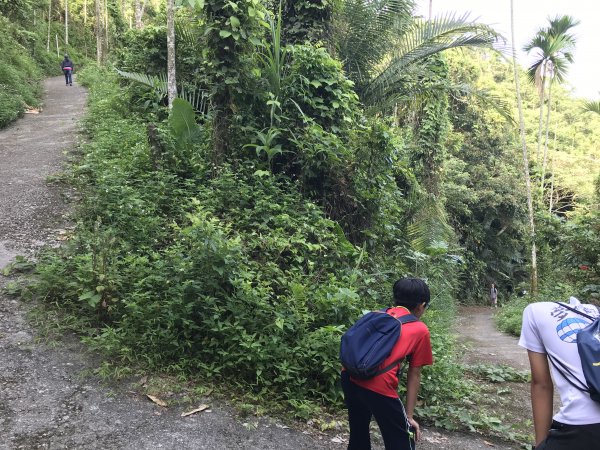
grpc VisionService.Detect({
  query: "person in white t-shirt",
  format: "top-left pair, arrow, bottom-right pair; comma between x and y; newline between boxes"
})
519,297 -> 600,449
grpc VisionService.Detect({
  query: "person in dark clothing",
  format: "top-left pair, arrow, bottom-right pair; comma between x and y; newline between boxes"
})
60,55 -> 73,86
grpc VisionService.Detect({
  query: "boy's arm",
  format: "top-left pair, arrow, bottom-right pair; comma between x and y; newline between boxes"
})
528,350 -> 554,446
406,365 -> 423,441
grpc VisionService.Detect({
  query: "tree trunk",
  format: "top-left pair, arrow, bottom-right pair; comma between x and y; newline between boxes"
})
535,64 -> 547,163
104,0 -> 109,51
548,160 -> 555,214
510,0 -> 538,295
84,0 -> 87,25
541,79 -> 553,195
428,0 -> 432,20
47,0 -> 52,52
135,0 -> 147,29
166,0 -> 177,108
65,0 -> 68,46
95,0 -> 103,64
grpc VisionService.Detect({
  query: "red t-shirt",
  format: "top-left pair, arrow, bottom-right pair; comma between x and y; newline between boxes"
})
350,307 -> 433,398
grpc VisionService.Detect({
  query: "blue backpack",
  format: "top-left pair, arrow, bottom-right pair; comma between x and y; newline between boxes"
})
340,309 -> 417,380
550,302 -> 600,403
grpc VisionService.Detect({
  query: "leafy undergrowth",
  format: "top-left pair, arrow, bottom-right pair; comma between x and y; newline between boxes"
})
0,14 -> 58,128
8,64 -> 532,447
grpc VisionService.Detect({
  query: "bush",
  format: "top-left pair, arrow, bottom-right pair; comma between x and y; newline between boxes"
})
0,14 -> 44,128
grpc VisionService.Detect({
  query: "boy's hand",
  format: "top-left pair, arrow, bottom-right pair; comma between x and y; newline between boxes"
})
407,417 -> 421,441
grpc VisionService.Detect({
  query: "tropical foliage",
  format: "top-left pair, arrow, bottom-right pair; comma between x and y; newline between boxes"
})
2,0 -> 600,443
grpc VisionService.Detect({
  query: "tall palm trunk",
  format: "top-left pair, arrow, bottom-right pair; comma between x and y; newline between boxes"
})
135,0 -> 146,29
95,0 -> 103,63
541,79 -> 553,195
510,0 -> 538,295
166,0 -> 176,108
65,0 -> 68,46
548,159 -> 555,213
535,64 -> 547,162
47,0 -> 52,52
104,0 -> 109,51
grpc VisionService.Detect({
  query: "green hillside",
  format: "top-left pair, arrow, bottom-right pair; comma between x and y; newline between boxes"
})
2,0 -> 599,443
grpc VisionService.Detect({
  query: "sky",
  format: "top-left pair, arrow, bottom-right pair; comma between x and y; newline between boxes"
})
414,0 -> 599,99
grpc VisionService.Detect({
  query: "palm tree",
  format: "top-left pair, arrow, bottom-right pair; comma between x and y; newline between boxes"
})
334,3 -> 499,111
523,15 -> 579,194
510,0 -> 538,295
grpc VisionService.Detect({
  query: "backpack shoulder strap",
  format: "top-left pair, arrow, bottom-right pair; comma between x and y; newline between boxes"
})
398,313 -> 418,323
553,302 -> 597,321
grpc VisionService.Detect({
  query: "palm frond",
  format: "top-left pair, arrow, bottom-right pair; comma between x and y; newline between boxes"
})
449,83 -> 516,124
406,191 -> 454,254
115,69 -> 209,113
583,100 -> 600,115
179,84 -> 210,114
175,18 -> 204,54
334,0 -> 415,87
115,69 -> 168,93
362,12 -> 499,105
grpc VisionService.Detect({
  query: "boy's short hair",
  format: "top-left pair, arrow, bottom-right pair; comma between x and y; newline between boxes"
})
393,277 -> 430,309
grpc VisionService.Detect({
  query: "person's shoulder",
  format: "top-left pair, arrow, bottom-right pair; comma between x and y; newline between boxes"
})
404,319 -> 430,336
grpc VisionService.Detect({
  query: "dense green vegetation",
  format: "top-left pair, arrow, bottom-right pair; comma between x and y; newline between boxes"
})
0,0 -> 95,127
2,0 -> 599,442
0,7 -> 49,126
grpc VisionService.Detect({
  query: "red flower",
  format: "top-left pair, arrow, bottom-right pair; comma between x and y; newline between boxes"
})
579,265 -> 589,271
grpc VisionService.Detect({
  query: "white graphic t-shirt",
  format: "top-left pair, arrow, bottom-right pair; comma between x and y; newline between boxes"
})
519,297 -> 600,425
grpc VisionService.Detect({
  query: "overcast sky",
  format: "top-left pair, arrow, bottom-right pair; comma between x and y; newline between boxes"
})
414,0 -> 599,99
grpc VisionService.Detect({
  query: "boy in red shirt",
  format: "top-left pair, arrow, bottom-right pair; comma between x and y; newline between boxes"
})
341,277 -> 433,450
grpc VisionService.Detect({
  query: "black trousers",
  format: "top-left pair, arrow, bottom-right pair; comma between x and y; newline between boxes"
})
535,420 -> 600,449
341,371 -> 415,450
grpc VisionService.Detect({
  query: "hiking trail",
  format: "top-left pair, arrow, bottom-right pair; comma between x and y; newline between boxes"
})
0,77 -> 521,449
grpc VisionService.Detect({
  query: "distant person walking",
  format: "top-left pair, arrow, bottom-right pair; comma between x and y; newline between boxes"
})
489,283 -> 498,308
60,55 -> 73,86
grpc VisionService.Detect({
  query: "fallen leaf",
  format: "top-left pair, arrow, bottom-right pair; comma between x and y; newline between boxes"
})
331,436 -> 345,444
146,394 -> 167,407
484,441 -> 495,447
181,404 -> 210,417
139,376 -> 148,385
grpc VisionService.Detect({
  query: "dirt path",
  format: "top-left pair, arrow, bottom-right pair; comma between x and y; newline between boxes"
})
456,306 -> 529,370
0,77 -> 519,449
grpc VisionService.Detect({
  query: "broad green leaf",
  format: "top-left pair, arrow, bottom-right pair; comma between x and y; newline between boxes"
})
169,98 -> 199,143
219,30 -> 232,38
230,16 -> 240,28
